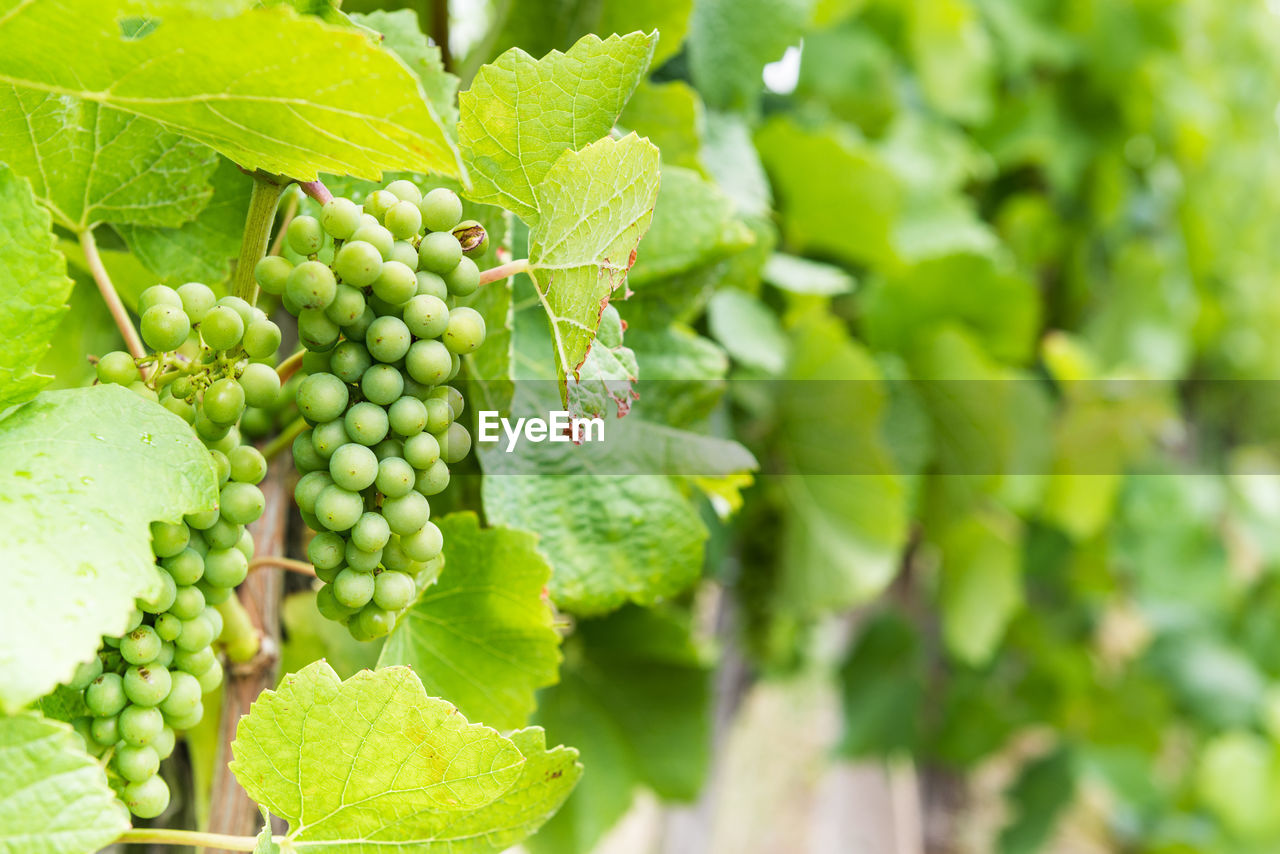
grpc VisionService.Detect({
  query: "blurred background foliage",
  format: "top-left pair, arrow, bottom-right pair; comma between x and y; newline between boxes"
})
49,0 -> 1280,851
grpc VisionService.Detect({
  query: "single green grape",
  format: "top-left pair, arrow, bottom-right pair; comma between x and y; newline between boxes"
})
344,401 -> 389,446
333,568 -> 375,608
354,605 -> 397,639
415,458 -> 451,496
334,240 -> 382,287
345,541 -> 382,572
416,270 -> 449,300
169,585 -> 206,621
220,482 -> 264,526
86,673 -> 128,717
195,658 -> 223,694
297,373 -> 350,423
443,306 -> 486,354
176,282 -> 217,323
365,316 -> 412,363
351,512 -> 392,553
138,569 -> 177,615
325,285 -> 367,328
365,189 -> 399,221
311,420 -> 349,459
402,432 -> 440,470
287,260 -> 338,310
351,223 -> 394,259
330,340 -> 373,384
316,584 -> 357,621
121,626 -> 162,666
431,385 -> 465,418
67,656 -> 103,691
424,397 -> 453,435
452,220 -> 489,258
96,350 -> 140,386
372,437 -> 405,461
122,774 -> 170,819
390,240 -> 419,270
159,671 -> 202,720
405,339 -> 452,386
385,179 -> 423,206
321,197 -> 362,240
216,296 -> 255,329
329,442 -> 379,491
90,714 -> 120,747
293,471 -> 334,515
383,491 -> 430,535
402,294 -> 449,339
388,396 -> 428,437
418,231 -> 462,275
154,613 -> 183,642
141,305 -> 191,352
153,640 -> 176,669
420,188 -> 463,233
173,613 -> 214,653
444,257 -> 480,297
440,422 -> 472,464
292,429 -> 326,474
298,308 -> 341,351
373,570 -> 417,610
207,428 -> 241,456
203,378 -> 246,425
203,545 -> 249,587
171,644 -> 215,676
384,200 -> 423,241
150,520 -> 190,558
202,515 -> 241,550
139,285 -> 182,314
242,319 -> 282,359
373,260 -> 418,305
238,364 -> 280,411
380,536 -> 417,573
288,215 -> 325,255
153,726 -> 177,760
375,457 -> 416,498
254,255 -> 294,295
200,305 -> 245,350
161,396 -> 196,424
124,664 -> 173,707
114,745 -> 160,783
315,484 -> 365,532
401,521 -> 443,561
119,704 -> 165,747
361,363 -> 404,406
346,307 -> 376,342
307,531 -> 346,571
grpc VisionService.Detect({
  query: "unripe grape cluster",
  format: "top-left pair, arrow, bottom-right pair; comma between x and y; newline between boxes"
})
256,181 -> 488,640
87,282 -> 281,818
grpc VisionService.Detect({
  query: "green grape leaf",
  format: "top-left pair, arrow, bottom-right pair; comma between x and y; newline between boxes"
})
528,134 -> 660,397
907,0 -> 995,125
706,289 -> 788,375
460,32 -> 655,225
0,714 -> 129,854
755,117 -> 903,269
629,166 -> 753,287
836,613 -> 924,757
379,513 -> 562,730
776,312 -> 909,614
0,386 -> 218,712
489,0 -> 691,68
624,324 -> 728,428
255,806 -> 281,854
230,661 -> 580,852
0,91 -> 217,231
762,253 -> 855,295
115,157 -> 254,284
565,304 -> 639,420
352,10 -> 460,132
618,80 -> 706,172
530,607 -> 711,854
0,164 -> 74,410
36,276 -> 124,392
687,0 -> 810,111
998,747 -> 1076,854
0,0 -> 462,181
937,513 -> 1024,666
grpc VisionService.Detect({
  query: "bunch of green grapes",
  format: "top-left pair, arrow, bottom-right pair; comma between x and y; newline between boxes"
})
255,180 -> 487,640
82,282 -> 281,818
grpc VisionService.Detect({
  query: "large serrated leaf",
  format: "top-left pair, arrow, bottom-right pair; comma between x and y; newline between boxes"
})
489,0 -> 691,68
231,661 -> 579,853
0,0 -> 462,181
0,90 -> 217,231
0,714 -> 129,854
460,32 -> 655,224
0,164 -> 74,410
528,134 -> 661,397
0,386 -> 218,712
379,513 -> 561,730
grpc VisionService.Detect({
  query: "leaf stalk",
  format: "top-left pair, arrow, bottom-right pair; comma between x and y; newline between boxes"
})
233,175 -> 289,305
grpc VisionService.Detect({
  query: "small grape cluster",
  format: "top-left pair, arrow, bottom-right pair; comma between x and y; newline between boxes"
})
83,282 -> 282,818
255,181 -> 487,640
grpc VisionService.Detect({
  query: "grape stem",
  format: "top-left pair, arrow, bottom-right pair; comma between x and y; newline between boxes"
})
79,227 -> 145,360
249,556 -> 316,577
299,179 -> 333,205
260,415 -> 308,461
115,828 -> 268,851
275,349 -> 306,384
479,258 -> 530,285
233,175 -> 289,305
